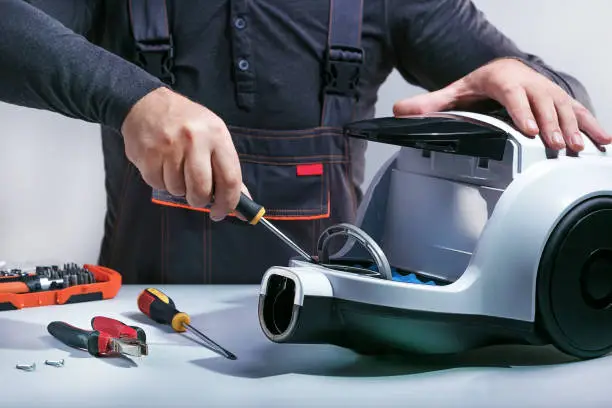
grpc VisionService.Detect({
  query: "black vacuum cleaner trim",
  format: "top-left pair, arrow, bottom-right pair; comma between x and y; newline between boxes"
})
537,196 -> 612,359
344,114 -> 509,160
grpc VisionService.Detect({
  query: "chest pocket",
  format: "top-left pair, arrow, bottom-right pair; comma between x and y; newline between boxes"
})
230,126 -> 347,220
129,0 -> 364,222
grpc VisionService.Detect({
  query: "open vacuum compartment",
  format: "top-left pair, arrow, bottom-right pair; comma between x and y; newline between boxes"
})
258,111 -> 612,359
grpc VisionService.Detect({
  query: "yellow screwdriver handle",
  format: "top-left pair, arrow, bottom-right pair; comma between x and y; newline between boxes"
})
137,287 -> 189,332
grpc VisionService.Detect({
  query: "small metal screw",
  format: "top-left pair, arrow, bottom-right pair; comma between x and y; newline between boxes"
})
44,359 -> 64,367
16,363 -> 36,371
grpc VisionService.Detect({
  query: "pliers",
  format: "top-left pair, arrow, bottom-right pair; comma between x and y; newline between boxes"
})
47,316 -> 148,357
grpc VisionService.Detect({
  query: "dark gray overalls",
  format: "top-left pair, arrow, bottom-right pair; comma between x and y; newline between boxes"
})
99,0 -> 368,284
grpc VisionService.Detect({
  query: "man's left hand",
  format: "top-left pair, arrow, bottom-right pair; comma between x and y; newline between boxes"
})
393,58 -> 612,152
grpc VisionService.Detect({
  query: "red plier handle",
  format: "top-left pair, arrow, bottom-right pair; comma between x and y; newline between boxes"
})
91,316 -> 147,344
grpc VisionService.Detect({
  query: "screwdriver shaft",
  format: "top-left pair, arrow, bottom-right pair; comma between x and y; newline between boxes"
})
259,217 -> 316,263
185,323 -> 237,360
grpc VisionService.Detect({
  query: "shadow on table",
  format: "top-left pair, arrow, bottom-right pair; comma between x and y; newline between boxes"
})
129,295 -> 586,379
0,317 -> 138,369
0,318 -> 50,351
122,310 -> 238,355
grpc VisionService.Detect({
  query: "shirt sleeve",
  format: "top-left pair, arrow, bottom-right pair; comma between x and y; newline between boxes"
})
0,0 -> 166,131
386,0 -> 595,113
23,0 -> 100,37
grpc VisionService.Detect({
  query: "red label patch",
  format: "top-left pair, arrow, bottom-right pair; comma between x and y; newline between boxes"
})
296,163 -> 323,176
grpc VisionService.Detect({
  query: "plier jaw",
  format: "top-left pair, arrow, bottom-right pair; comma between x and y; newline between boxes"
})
111,336 -> 149,357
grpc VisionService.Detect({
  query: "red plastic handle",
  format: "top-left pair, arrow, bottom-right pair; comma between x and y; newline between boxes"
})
91,316 -> 138,339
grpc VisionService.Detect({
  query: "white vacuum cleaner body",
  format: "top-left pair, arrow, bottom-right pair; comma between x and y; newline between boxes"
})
258,111 -> 612,359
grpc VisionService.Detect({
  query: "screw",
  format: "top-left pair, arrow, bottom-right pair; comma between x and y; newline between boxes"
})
16,363 -> 36,371
44,359 -> 64,367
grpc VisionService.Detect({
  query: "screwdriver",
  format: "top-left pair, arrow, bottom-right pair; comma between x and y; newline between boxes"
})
234,192 -> 317,263
137,288 -> 237,360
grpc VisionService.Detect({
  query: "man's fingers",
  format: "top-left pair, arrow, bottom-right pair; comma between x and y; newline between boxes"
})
162,151 -> 187,197
393,87 -> 457,117
138,156 -> 166,191
208,145 -> 242,222
141,170 -> 166,191
184,146 -> 213,208
529,93 -> 565,150
493,86 -> 539,137
555,97 -> 583,151
573,101 -> 612,148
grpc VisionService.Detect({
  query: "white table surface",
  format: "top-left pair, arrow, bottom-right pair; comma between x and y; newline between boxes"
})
0,284 -> 610,407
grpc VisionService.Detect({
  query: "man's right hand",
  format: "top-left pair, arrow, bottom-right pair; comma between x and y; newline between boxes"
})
120,87 -> 243,221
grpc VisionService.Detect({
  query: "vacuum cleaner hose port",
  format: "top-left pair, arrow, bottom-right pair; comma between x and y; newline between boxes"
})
258,270 -> 335,344
262,274 -> 296,336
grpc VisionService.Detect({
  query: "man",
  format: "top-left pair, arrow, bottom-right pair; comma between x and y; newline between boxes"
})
2,0 -> 610,285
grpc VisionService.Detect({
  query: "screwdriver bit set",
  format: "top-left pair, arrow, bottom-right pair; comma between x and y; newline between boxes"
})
1,263 -> 96,288
0,263 -> 122,311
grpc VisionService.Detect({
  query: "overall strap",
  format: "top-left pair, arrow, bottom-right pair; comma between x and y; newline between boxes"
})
321,0 -> 365,127
128,0 -> 175,85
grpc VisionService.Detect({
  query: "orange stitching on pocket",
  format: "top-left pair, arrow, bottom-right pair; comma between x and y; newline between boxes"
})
265,214 -> 329,221
150,202 -> 331,221
153,199 -> 218,214
151,199 -> 325,215
265,191 -> 331,221
151,194 -> 331,220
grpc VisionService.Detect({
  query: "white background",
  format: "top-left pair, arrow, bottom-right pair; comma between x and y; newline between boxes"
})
1,0 -> 610,266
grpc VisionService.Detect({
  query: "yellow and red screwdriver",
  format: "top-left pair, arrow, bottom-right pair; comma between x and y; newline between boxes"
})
137,288 -> 237,360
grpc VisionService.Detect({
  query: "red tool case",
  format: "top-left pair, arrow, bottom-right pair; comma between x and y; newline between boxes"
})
0,264 -> 122,311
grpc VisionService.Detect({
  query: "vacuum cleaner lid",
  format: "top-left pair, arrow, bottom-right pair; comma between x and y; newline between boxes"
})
344,113 -> 510,160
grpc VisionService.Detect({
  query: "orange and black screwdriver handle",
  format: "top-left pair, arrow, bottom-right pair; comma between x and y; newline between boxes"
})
91,316 -> 146,344
235,192 -> 266,225
137,288 -> 190,332
206,192 -> 264,225
47,321 -> 115,357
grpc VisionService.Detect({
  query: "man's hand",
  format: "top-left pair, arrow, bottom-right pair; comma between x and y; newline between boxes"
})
120,87 -> 244,221
393,58 -> 612,152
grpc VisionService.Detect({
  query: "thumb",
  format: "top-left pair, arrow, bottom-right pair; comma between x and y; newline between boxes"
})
393,86 -> 458,117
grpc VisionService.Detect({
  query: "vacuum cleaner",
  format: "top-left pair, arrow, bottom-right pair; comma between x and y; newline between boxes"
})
257,110 -> 612,360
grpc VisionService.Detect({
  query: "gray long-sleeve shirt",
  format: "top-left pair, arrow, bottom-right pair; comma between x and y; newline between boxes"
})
1,0 -> 595,132
0,0 -> 597,284
0,0 -> 164,131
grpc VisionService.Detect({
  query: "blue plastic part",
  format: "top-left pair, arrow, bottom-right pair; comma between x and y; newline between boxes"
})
357,265 -> 437,286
